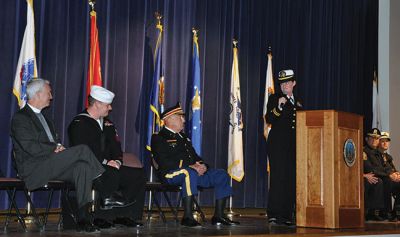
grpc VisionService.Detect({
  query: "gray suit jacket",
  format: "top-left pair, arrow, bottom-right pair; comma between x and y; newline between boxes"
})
11,105 -> 59,189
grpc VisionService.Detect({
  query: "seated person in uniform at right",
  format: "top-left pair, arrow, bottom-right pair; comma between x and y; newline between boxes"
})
68,86 -> 146,228
377,131 -> 400,221
363,128 -> 386,221
11,79 -> 105,232
151,103 -> 240,227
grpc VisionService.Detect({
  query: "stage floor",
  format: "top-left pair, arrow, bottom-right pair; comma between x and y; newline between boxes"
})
2,208 -> 400,236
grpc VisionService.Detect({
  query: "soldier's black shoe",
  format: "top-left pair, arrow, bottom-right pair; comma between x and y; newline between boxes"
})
113,217 -> 143,227
366,210 -> 385,222
268,217 -> 278,225
76,220 -> 100,233
211,216 -> 240,226
93,218 -> 114,229
181,217 -> 201,227
387,213 -> 398,222
100,196 -> 135,210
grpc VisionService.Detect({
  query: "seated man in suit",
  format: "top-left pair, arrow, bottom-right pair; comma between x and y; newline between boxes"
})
377,132 -> 400,220
68,85 -> 146,228
11,79 -> 105,232
151,103 -> 239,227
363,128 -> 385,221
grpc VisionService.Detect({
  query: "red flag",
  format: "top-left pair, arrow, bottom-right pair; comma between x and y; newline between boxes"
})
86,10 -> 102,107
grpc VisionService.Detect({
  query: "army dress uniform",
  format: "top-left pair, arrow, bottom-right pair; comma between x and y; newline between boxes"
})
265,70 -> 302,224
151,127 -> 231,200
68,110 -> 146,221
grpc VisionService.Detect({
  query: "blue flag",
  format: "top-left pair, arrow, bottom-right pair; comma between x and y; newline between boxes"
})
187,30 -> 202,155
146,22 -> 164,151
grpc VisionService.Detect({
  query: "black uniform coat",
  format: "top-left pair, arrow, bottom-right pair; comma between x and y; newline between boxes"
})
265,93 -> 302,222
151,127 -> 204,178
363,145 -> 388,177
68,110 -> 146,220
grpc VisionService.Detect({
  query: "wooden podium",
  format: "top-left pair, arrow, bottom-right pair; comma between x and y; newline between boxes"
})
296,110 -> 364,228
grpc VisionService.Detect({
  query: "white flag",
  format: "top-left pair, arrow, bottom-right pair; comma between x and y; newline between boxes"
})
263,52 -> 275,140
228,44 -> 244,182
372,71 -> 381,130
13,0 -> 38,108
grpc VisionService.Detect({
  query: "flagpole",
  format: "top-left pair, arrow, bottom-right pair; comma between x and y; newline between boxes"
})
147,12 -> 164,220
227,39 -> 242,218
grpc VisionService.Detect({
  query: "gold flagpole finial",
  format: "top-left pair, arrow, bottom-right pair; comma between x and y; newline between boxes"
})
233,39 -> 238,48
155,12 -> 163,26
88,0 -> 96,11
192,28 -> 198,36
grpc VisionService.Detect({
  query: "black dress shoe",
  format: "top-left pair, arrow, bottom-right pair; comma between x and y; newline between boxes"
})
211,216 -> 240,226
76,220 -> 100,233
113,217 -> 143,227
181,217 -> 201,227
100,196 -> 136,210
93,218 -> 114,229
366,210 -> 385,222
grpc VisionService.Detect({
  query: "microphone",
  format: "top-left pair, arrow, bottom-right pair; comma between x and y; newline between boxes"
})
279,95 -> 289,109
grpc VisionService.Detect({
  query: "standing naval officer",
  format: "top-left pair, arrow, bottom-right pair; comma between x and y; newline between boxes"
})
68,85 -> 146,228
265,69 -> 302,226
151,103 -> 239,227
11,79 -> 105,232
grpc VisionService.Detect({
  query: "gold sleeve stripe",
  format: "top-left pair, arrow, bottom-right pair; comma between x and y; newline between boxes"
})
272,108 -> 281,116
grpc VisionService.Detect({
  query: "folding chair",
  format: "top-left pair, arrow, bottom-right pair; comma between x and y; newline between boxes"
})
0,177 -> 30,232
148,154 -> 206,223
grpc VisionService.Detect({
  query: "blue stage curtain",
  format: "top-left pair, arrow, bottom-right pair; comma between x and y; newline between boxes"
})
0,0 -> 377,209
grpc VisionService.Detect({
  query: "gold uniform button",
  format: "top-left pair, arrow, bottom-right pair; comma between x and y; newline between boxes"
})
292,126 -> 295,129
292,120 -> 295,122
293,114 -> 296,116
294,108 -> 296,111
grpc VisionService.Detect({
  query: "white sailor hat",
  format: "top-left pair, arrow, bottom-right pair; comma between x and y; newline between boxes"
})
380,132 -> 391,141
90,85 -> 115,104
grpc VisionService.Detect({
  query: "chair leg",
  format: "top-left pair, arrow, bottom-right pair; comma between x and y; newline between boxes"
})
42,189 -> 55,230
5,189 -> 27,232
162,191 -> 179,222
193,197 -> 206,222
153,194 -> 167,223
23,189 -> 42,230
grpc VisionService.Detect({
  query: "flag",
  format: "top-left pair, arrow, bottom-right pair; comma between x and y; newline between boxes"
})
13,0 -> 38,108
372,70 -> 381,130
188,30 -> 202,155
263,51 -> 275,140
146,21 -> 164,151
228,41 -> 244,182
86,7 -> 102,107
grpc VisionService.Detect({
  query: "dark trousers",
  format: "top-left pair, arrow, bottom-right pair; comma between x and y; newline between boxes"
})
25,145 -> 104,208
364,178 -> 384,211
267,137 -> 296,222
94,165 -> 146,220
165,168 -> 232,199
382,177 -> 400,213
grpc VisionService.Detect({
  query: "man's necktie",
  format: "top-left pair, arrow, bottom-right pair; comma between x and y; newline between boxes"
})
36,113 -> 55,142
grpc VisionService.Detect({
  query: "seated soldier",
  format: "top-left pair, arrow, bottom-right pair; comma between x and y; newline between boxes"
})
363,128 -> 385,221
151,103 -> 240,227
68,86 -> 146,228
378,132 -> 400,221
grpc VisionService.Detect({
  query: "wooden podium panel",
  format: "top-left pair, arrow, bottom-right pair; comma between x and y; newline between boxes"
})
296,110 -> 364,228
